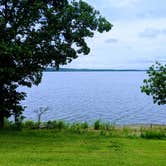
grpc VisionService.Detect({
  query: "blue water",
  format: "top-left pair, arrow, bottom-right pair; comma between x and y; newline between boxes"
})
21,72 -> 166,125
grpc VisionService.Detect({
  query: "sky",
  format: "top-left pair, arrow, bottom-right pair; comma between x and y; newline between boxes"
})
66,0 -> 166,69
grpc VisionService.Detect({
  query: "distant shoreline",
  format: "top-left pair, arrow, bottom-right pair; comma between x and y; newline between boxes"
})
45,68 -> 146,72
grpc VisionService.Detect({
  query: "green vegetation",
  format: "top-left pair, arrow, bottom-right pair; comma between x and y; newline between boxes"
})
0,0 -> 112,128
3,119 -> 166,138
141,62 -> 166,105
0,128 -> 166,166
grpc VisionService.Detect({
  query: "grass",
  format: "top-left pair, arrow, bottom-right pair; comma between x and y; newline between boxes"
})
0,129 -> 166,166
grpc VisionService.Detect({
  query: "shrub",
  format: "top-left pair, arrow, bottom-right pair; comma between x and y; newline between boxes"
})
23,120 -> 38,129
4,118 -> 13,129
81,122 -> 88,129
140,128 -> 165,139
100,122 -> 115,131
94,120 -> 100,130
4,118 -> 23,130
122,127 -> 130,137
57,121 -> 66,130
46,120 -> 57,129
70,123 -> 82,133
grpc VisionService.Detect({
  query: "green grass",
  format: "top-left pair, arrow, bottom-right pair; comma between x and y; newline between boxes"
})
0,130 -> 166,166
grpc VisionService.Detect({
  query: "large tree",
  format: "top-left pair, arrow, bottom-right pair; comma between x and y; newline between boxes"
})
141,62 -> 166,105
0,0 -> 112,128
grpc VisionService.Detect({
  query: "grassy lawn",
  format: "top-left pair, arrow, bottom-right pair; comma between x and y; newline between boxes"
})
0,130 -> 166,166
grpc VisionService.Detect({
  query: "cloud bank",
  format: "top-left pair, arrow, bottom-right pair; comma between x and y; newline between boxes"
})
66,0 -> 166,69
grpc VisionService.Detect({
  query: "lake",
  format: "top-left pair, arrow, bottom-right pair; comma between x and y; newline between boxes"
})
21,72 -> 166,125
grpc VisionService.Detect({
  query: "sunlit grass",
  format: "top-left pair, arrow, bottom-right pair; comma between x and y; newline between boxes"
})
0,129 -> 166,166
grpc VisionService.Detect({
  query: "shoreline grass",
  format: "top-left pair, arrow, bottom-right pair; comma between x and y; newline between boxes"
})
0,129 -> 166,166
3,119 -> 166,139
1,120 -> 166,165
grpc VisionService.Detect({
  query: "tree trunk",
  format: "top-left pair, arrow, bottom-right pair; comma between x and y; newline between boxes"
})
0,111 -> 4,129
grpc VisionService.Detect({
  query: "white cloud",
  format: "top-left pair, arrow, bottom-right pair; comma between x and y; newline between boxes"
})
105,0 -> 139,8
66,17 -> 166,69
66,1 -> 166,69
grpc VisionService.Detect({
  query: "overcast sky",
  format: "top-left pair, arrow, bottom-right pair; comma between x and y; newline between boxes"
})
66,0 -> 166,69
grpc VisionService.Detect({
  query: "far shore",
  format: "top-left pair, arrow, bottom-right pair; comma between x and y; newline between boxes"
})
45,68 -> 147,72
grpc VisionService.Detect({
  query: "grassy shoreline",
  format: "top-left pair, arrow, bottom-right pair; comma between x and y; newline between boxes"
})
1,119 -> 166,165
0,129 -> 166,166
1,120 -> 166,165
3,119 -> 166,139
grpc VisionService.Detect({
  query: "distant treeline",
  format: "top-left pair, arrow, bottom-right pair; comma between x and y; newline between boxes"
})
45,68 -> 146,72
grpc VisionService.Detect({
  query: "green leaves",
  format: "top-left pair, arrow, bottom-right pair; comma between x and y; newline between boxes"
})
98,17 -> 113,33
141,62 -> 166,105
0,0 -> 112,126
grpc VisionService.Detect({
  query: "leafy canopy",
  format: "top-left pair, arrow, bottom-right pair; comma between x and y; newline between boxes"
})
141,62 -> 166,105
0,0 -> 112,127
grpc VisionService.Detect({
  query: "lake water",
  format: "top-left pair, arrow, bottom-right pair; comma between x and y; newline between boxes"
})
21,72 -> 166,125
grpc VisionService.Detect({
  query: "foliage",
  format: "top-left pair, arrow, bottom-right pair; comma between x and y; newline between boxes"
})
2,119 -> 166,140
140,127 -> 165,139
4,118 -> 13,129
122,126 -> 130,137
0,0 -> 112,127
141,62 -> 166,105
57,121 -> 66,130
23,120 -> 39,129
94,120 -> 101,130
81,121 -> 88,129
70,123 -> 82,133
46,120 -> 58,129
100,122 -> 114,131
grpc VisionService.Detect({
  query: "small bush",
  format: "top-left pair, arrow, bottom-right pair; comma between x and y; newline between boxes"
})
100,122 -> 115,131
4,118 -> 13,129
104,123 -> 111,130
46,120 -> 57,129
81,122 -> 88,129
122,127 -> 130,137
141,128 -> 165,139
23,120 -> 38,129
70,123 -> 82,133
94,120 -> 100,130
57,121 -> 66,130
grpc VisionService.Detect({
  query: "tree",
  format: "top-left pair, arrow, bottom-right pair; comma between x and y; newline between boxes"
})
0,0 -> 112,128
34,107 -> 48,127
141,62 -> 166,105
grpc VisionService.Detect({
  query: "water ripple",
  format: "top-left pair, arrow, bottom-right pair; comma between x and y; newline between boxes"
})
22,72 -> 166,124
